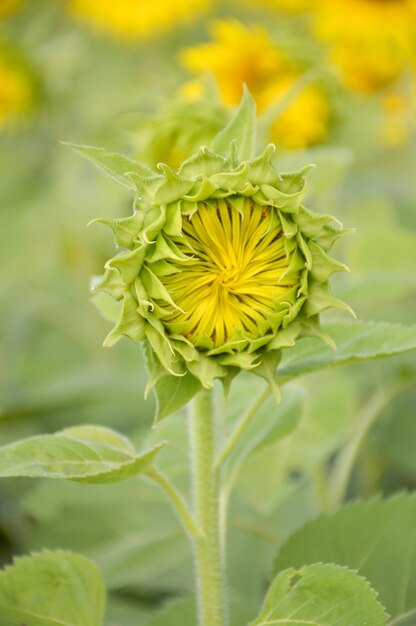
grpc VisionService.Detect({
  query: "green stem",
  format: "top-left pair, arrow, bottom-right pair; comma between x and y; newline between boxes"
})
190,389 -> 227,626
216,385 -> 271,469
145,467 -> 202,541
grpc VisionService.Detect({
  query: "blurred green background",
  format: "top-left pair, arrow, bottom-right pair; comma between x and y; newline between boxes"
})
1,1 -> 415,623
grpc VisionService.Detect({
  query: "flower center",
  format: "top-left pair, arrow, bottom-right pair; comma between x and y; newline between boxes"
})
160,198 -> 298,349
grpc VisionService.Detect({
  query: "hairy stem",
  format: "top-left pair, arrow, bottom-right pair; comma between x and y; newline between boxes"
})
190,388 -> 227,626
145,466 -> 202,540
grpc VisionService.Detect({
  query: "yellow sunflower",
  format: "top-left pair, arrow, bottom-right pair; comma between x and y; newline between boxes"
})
242,0 -> 312,12
181,19 -> 330,148
181,20 -> 288,107
262,80 -> 330,149
314,0 -> 416,92
0,0 -> 23,19
70,0 -> 213,40
0,54 -> 33,129
380,83 -> 416,146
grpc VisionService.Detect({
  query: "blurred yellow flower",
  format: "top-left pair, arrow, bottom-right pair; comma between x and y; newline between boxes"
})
0,0 -> 23,19
0,56 -> 33,129
182,20 -> 287,107
264,80 -> 330,149
314,0 -> 416,92
181,19 -> 329,148
70,0 -> 212,40
243,0 -> 312,11
381,84 -> 416,146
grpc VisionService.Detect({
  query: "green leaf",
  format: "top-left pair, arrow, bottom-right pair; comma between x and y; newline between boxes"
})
279,320 -> 416,380
251,563 -> 387,626
212,86 -> 256,161
0,425 -> 165,483
273,494 -> 416,621
0,550 -> 105,626
154,372 -> 202,423
64,143 -> 154,191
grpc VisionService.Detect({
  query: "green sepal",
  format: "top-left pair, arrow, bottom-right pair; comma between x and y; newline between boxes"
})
155,164 -> 194,204
144,320 -> 183,376
128,172 -> 164,207
178,146 -> 228,178
293,205 -> 336,238
305,282 -> 356,318
141,205 -> 166,243
268,321 -> 302,350
219,351 -> 260,369
245,144 -> 279,185
252,350 -> 282,402
309,240 -> 350,282
279,163 -> 315,194
318,224 -> 355,251
220,367 -> 240,400
89,211 -> 145,249
187,354 -> 228,389
153,372 -> 202,424
164,202 -> 183,236
300,316 -> 337,349
212,85 -> 256,161
91,291 -> 121,323
91,267 -> 124,300
64,143 -> 154,191
108,246 -> 146,284
103,290 -> 145,346
141,264 -> 178,307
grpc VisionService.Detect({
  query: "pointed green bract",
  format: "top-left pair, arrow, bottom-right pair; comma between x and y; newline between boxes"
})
64,143 -> 154,190
72,90 -> 352,415
212,85 -> 256,160
154,372 -> 202,423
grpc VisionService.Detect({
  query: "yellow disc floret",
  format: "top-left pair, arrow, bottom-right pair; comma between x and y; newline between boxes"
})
161,199 -> 296,347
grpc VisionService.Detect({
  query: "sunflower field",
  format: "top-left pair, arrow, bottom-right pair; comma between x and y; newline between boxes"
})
1,1 -> 416,625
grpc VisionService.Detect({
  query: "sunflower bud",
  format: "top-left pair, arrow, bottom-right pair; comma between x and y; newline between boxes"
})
73,90 -> 351,414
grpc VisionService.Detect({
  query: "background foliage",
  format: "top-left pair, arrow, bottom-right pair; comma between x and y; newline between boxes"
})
0,0 -> 415,624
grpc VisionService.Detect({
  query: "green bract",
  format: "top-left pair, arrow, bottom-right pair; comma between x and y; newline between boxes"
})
71,90 -> 352,415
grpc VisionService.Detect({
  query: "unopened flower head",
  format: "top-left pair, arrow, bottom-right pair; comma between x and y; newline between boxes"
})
86,92 -> 351,393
